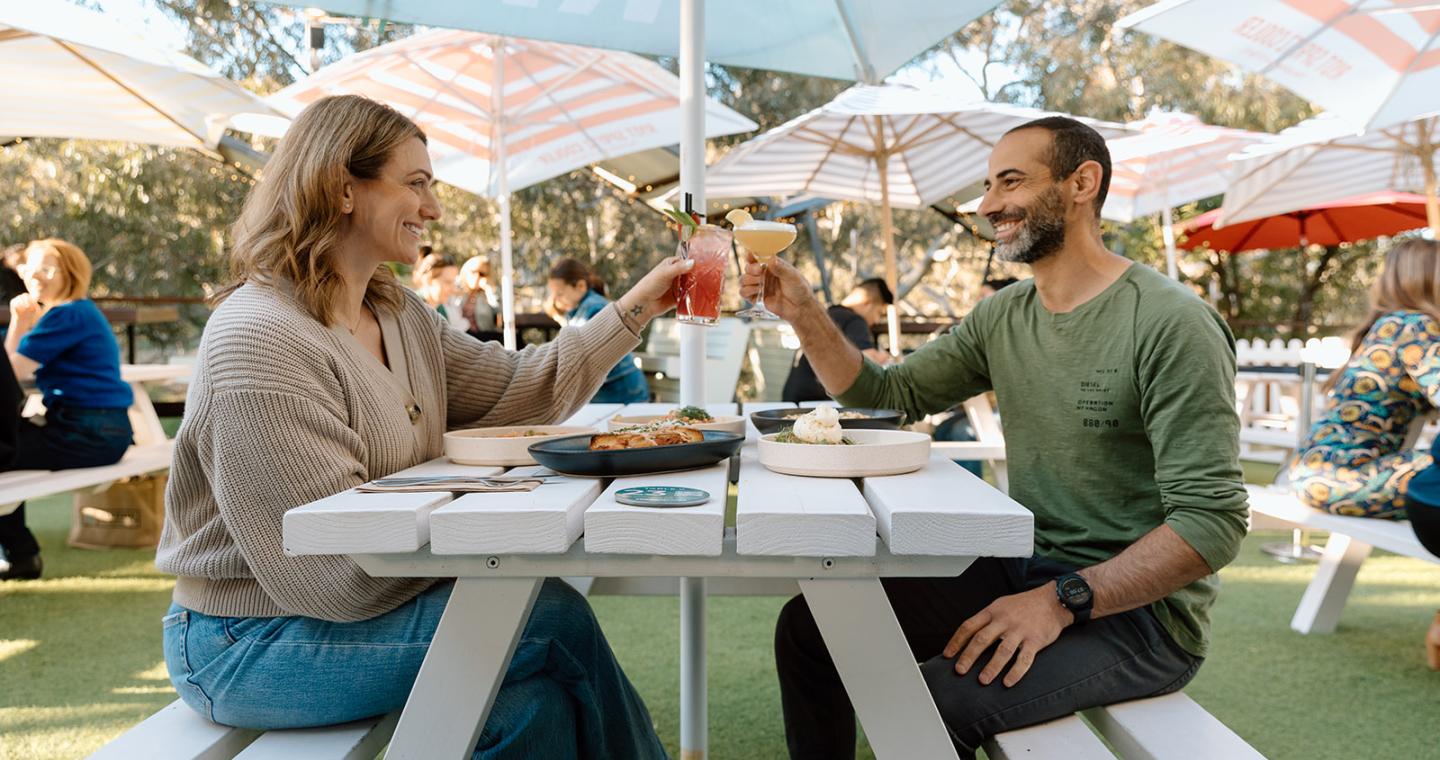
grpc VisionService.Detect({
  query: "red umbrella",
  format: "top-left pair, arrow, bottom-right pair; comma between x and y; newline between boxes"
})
1179,191 -> 1432,252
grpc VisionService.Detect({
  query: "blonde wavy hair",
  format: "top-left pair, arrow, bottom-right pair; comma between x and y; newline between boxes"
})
1325,238 -> 1440,390
213,95 -> 427,324
26,238 -> 92,302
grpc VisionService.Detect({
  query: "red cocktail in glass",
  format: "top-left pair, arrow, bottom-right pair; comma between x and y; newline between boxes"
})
673,224 -> 730,325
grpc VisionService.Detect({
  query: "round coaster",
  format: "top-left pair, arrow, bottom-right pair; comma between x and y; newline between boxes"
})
614,486 -> 711,508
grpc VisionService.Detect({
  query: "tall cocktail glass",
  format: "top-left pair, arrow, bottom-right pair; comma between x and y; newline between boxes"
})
673,224 -> 730,325
734,220 -> 797,320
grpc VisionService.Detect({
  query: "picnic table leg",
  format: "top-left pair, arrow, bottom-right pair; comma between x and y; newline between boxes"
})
798,577 -> 960,760
1292,532 -> 1372,634
128,382 -> 167,446
385,576 -> 540,760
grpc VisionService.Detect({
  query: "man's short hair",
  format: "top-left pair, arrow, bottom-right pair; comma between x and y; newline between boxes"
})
855,277 -> 894,306
1005,116 -> 1111,219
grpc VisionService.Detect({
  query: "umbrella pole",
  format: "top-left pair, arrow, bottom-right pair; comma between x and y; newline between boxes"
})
678,2 -> 707,759
494,39 -> 518,351
875,130 -> 901,357
1162,206 -> 1179,280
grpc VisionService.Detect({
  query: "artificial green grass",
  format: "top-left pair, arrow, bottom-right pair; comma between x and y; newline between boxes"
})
3,485 -> 1439,758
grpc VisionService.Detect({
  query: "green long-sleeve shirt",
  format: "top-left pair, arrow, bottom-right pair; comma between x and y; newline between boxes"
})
839,264 -> 1248,656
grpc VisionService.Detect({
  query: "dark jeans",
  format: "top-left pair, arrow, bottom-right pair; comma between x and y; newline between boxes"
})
0,405 -> 131,558
775,555 -> 1202,760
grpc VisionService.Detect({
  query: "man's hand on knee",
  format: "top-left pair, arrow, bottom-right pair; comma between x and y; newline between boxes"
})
942,583 -> 1073,688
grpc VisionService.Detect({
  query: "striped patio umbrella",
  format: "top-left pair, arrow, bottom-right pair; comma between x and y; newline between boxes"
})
0,2 -> 273,151
1104,112 -> 1270,277
261,29 -> 757,348
1218,113 -> 1440,236
699,82 -> 1131,350
1118,0 -> 1440,132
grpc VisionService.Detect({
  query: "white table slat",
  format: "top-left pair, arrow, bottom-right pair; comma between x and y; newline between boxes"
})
741,401 -> 795,441
862,455 -> 1033,556
560,403 -> 624,428
430,467 -> 603,555
584,463 -> 729,555
735,448 -> 876,556
283,460 -> 502,556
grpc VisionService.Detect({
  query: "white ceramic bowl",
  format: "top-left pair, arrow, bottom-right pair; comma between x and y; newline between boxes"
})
607,414 -> 746,436
443,425 -> 597,466
757,429 -> 931,478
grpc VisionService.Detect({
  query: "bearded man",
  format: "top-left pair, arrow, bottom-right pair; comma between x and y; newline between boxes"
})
740,116 -> 1248,759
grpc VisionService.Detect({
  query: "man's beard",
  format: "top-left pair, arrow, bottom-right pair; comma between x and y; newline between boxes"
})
992,185 -> 1067,264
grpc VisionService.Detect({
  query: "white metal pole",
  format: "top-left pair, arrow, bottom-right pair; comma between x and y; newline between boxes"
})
494,38 -> 517,351
1162,206 -> 1179,280
678,2 -> 708,758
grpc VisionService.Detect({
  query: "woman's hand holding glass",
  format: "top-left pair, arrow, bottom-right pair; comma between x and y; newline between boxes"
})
615,255 -> 696,329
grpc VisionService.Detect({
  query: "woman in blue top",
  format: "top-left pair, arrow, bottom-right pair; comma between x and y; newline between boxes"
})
2,238 -> 133,580
546,258 -> 649,404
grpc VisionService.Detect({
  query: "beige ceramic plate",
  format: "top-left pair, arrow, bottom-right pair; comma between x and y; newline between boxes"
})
444,425 -> 597,466
757,429 -> 931,478
607,414 -> 746,436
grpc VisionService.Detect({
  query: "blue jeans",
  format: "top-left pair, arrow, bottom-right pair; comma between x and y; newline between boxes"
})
0,404 -> 131,557
163,578 -> 667,759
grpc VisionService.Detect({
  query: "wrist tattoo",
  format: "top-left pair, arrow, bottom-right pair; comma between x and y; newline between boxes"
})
628,304 -> 644,318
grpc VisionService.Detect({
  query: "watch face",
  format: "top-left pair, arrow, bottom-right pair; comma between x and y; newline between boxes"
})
1059,576 -> 1092,607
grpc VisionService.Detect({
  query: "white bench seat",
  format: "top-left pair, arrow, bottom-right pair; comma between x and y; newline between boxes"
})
985,692 -> 1264,760
1246,484 -> 1438,634
88,699 -> 397,760
0,441 -> 175,513
1082,692 -> 1265,759
984,712 -> 1112,759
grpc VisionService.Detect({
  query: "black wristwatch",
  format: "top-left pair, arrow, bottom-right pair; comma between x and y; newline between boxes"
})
1054,573 -> 1093,625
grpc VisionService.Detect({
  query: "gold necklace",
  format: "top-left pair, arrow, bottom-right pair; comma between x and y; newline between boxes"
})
348,305 -> 367,334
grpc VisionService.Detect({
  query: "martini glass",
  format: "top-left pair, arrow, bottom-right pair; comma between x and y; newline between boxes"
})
734,220 -> 797,320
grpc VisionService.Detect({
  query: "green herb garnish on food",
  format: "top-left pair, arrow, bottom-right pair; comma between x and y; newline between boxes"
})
671,406 -> 712,422
773,430 -> 853,445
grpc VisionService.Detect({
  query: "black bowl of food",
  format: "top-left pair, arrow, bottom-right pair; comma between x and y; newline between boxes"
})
528,429 -> 744,477
749,407 -> 904,435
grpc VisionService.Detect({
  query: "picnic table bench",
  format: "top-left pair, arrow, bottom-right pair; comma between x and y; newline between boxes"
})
2,364 -> 185,515
1247,484 -> 1439,634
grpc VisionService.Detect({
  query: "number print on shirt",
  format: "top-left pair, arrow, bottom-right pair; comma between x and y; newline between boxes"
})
1077,367 -> 1121,430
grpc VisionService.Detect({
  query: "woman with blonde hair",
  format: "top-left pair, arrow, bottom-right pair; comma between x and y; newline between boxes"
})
156,94 -> 685,755
1,239 -> 133,580
1290,237 -> 1440,669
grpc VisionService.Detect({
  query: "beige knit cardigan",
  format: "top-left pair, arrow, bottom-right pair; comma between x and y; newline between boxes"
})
155,281 -> 639,621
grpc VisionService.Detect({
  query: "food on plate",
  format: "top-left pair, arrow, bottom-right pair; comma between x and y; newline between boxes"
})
773,429 -> 852,445
784,409 -> 870,420
590,424 -> 705,450
779,407 -> 853,445
668,405 -> 714,422
492,429 -> 553,438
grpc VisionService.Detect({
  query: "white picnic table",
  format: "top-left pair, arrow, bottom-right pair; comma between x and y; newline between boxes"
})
282,402 -> 1033,760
